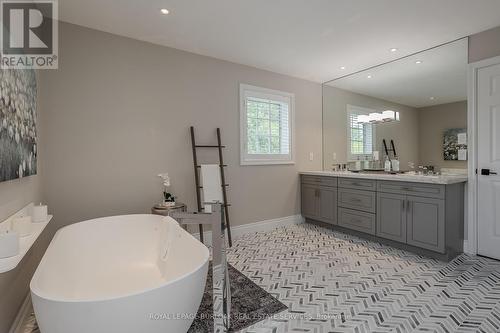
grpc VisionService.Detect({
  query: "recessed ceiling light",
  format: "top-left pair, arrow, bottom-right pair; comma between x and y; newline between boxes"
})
367,74 -> 372,79
340,66 -> 346,70
415,60 -> 422,64
160,8 -> 169,15
430,96 -> 435,100
390,48 -> 398,52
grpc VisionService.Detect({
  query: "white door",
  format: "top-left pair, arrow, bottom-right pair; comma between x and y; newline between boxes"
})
477,62 -> 500,260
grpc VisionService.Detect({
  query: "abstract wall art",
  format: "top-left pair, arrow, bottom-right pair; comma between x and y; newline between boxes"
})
0,69 -> 37,182
443,128 -> 467,161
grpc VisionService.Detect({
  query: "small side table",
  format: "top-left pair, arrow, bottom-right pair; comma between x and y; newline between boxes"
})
151,202 -> 187,216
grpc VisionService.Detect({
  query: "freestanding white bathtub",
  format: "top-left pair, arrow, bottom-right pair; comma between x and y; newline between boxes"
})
30,214 -> 209,333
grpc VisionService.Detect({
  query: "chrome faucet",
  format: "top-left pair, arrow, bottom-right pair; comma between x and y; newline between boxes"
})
170,203 -> 231,331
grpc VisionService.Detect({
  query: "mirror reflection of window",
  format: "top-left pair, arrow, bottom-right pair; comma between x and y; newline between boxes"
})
347,105 -> 375,161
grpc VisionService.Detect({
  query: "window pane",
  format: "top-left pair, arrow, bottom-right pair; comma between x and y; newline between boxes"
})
352,128 -> 363,141
248,116 -> 257,127
247,118 -> 257,136
270,120 -> 280,136
257,103 -> 269,119
348,108 -> 374,158
270,136 -> 280,153
270,105 -> 280,120
248,136 -> 257,154
247,102 -> 258,118
257,136 -> 269,153
257,119 -> 270,135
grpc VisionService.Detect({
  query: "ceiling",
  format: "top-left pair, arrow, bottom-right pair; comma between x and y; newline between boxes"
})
59,0 -> 500,83
326,38 -> 468,108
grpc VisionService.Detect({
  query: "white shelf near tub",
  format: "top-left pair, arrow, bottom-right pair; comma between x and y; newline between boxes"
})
0,203 -> 53,274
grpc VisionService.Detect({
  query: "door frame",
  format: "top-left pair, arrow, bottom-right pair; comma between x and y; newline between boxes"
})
467,55 -> 500,255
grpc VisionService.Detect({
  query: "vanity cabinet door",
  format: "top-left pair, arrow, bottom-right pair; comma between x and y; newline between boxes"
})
406,196 -> 445,253
301,184 -> 319,219
318,186 -> 337,225
377,192 -> 407,243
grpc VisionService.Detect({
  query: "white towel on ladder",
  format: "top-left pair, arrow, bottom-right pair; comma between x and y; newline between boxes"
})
200,164 -> 223,212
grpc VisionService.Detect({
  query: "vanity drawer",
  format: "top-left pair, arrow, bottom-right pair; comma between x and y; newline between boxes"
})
338,178 -> 376,191
338,208 -> 376,235
301,175 -> 337,187
338,188 -> 376,213
377,181 -> 445,199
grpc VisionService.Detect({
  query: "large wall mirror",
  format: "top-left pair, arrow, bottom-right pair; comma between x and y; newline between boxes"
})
322,38 -> 468,173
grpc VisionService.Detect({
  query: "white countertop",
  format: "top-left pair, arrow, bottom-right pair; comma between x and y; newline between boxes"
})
300,170 -> 468,185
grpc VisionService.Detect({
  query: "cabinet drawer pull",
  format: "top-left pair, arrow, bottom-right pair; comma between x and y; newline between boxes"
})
351,198 -> 362,203
350,218 -> 361,224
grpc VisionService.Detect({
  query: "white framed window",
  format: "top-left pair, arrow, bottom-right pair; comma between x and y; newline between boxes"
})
347,105 -> 376,161
240,84 -> 294,165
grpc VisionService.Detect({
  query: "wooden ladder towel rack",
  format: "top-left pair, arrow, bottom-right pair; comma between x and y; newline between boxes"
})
190,126 -> 232,247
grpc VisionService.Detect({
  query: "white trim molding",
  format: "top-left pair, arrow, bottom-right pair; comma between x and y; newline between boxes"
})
466,55 -> 500,255
193,214 -> 304,246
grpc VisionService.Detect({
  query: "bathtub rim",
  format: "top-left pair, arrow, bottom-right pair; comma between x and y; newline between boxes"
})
30,214 -> 210,304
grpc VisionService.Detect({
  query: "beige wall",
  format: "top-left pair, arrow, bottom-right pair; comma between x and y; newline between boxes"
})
39,22 -> 322,234
322,85 -> 419,169
469,25 -> 500,63
418,101 -> 468,170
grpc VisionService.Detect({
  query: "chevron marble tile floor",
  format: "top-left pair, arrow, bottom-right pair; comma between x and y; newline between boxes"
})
228,223 -> 500,333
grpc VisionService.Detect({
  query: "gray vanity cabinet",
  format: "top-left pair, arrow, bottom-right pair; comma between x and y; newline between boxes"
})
301,184 -> 320,219
301,176 -> 337,225
318,186 -> 337,224
406,196 -> 445,253
376,192 -> 407,243
377,191 -> 446,253
301,174 -> 464,260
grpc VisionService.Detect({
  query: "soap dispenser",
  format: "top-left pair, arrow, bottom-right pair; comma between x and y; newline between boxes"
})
363,156 -> 370,170
384,156 -> 392,172
355,156 -> 361,171
391,156 -> 400,172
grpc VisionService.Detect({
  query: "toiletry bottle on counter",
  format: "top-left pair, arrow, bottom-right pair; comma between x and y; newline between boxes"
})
355,157 -> 361,171
384,156 -> 391,172
391,156 -> 400,172
33,203 -> 48,223
363,156 -> 370,169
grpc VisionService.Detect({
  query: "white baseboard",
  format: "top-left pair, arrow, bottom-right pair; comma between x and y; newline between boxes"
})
192,214 -> 304,246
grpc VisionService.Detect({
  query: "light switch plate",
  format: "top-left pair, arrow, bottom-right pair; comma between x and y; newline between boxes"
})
309,152 -> 314,161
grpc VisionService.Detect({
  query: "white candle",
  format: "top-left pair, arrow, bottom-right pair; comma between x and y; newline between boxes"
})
0,231 -> 19,259
12,216 -> 32,237
33,204 -> 48,223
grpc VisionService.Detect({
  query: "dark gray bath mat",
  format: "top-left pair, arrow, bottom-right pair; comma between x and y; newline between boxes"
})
188,264 -> 287,333
24,264 -> 286,333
